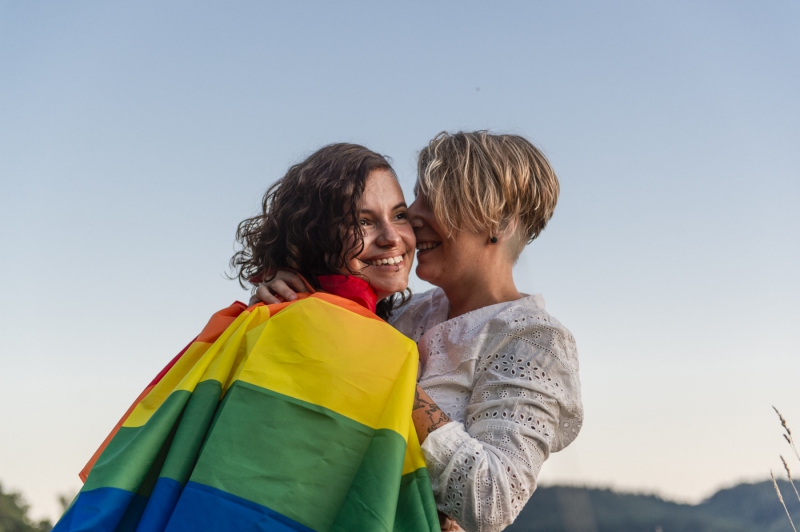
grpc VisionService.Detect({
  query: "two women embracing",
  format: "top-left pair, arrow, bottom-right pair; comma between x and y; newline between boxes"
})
56,131 -> 583,532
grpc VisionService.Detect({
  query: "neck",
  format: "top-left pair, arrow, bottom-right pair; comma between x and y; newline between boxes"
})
442,265 -> 521,319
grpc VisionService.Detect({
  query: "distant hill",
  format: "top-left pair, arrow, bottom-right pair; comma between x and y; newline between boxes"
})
507,480 -> 800,532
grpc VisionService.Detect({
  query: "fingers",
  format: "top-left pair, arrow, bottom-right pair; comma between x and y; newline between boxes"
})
443,519 -> 462,531
274,270 -> 308,294
251,271 -> 307,306
437,512 -> 461,531
268,279 -> 299,302
254,284 -> 283,305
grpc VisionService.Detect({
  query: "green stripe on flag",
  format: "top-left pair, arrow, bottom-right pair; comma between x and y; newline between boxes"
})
394,467 -> 440,532
160,380 -> 222,483
190,380 -> 411,532
85,380 -> 223,493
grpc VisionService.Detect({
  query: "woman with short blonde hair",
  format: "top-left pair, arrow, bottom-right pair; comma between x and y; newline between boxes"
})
259,131 -> 583,532
416,130 -> 559,248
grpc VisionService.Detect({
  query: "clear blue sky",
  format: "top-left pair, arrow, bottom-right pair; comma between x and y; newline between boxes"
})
1,1 -> 798,522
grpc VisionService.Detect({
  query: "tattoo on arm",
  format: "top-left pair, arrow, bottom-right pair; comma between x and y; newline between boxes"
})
413,387 -> 451,435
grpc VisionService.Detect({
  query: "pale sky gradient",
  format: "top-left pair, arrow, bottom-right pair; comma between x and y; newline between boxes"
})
1,1 -> 799,523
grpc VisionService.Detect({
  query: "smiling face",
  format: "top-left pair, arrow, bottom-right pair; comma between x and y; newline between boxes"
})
408,190 -> 490,291
345,169 -> 416,300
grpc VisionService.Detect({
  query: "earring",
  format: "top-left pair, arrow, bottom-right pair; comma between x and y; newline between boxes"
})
490,236 -> 498,244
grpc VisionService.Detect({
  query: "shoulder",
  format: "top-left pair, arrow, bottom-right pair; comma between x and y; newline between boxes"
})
400,288 -> 439,313
288,293 -> 417,351
476,296 -> 583,450
489,295 -> 580,376
389,288 -> 445,340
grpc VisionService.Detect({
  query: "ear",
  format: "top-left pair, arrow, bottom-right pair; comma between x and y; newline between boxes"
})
491,217 -> 525,261
495,217 -> 520,244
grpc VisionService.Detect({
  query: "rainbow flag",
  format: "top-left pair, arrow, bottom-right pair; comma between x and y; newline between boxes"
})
55,293 -> 439,531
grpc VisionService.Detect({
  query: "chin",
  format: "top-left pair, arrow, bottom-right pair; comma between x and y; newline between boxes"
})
371,280 -> 408,300
374,286 -> 405,300
376,267 -> 412,292
414,264 -> 436,285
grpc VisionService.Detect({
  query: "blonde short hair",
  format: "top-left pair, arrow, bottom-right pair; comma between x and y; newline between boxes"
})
416,131 -> 559,250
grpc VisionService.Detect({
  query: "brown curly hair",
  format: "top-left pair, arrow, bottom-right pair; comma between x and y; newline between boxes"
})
230,143 -> 408,318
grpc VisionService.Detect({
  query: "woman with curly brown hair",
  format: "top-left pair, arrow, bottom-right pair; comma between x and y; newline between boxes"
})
257,131 -> 584,532
61,143 -> 442,532
231,142 -> 415,319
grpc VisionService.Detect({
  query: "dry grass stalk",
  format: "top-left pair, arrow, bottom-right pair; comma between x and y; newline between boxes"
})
771,470 -> 798,532
782,455 -> 800,503
774,407 -> 800,462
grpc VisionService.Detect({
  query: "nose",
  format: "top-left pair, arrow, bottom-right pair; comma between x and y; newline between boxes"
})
376,220 -> 401,247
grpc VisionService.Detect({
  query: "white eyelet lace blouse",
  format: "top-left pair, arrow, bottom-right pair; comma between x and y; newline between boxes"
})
390,288 -> 583,532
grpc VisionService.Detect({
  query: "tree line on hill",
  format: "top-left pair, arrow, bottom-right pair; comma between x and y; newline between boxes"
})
0,483 -> 51,532
507,480 -> 800,532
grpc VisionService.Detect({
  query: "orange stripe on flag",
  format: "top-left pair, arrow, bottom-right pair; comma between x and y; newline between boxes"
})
311,293 -> 383,322
79,296 -> 375,482
197,301 -> 248,343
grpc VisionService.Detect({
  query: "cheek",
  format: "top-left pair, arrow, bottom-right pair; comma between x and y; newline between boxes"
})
404,252 -> 415,276
440,237 -> 476,269
353,231 -> 376,260
401,226 -> 417,250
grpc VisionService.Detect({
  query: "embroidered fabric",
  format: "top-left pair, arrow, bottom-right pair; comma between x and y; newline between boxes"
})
391,288 -> 583,532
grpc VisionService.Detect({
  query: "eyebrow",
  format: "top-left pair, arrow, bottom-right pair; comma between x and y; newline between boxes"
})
359,202 -> 407,215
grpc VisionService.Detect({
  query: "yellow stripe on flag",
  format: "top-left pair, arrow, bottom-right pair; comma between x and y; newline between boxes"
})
234,297 -> 418,440
402,423 -> 428,475
123,306 -> 272,427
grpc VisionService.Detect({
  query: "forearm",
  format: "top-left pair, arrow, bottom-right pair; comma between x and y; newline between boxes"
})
412,384 -> 451,444
421,421 -> 544,532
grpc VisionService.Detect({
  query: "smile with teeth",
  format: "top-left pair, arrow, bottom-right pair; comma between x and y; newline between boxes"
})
363,254 -> 404,266
417,242 -> 440,251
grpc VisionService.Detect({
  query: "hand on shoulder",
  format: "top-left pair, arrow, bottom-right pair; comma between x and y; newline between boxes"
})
252,270 -> 308,304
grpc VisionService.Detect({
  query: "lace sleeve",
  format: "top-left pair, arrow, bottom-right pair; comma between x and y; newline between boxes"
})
420,323 -> 583,532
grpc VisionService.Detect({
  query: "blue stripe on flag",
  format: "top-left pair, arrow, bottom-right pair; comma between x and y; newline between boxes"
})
164,481 -> 315,532
53,487 -> 135,532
